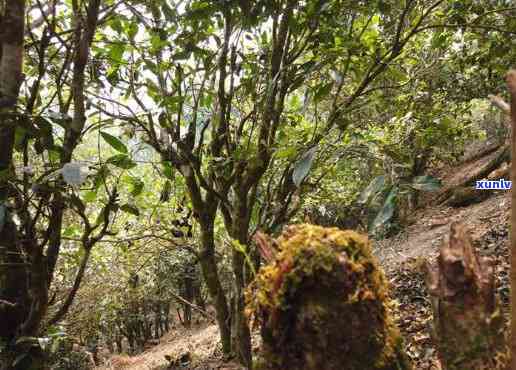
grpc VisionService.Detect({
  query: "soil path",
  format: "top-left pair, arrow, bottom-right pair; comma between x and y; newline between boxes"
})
98,323 -> 243,370
375,192 -> 509,273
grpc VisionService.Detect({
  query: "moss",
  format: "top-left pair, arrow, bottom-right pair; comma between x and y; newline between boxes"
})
246,224 -> 411,370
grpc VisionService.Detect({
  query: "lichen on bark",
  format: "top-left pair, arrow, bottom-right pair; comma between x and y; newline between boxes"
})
246,224 -> 411,370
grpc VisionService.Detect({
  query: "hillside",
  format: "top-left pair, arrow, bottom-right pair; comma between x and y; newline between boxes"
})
98,150 -> 511,370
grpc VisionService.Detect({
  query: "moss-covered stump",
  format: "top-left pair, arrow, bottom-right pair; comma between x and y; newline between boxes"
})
246,224 -> 411,370
425,222 -> 507,370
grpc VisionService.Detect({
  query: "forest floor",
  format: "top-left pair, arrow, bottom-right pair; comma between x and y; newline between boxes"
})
97,322 -> 245,369
376,194 -> 509,369
98,149 -> 512,370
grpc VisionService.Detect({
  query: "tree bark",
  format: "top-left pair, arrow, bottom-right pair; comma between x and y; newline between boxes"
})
444,185 -> 491,207
0,1 -> 43,369
506,70 -> 516,370
425,222 -> 507,370
229,201 -> 253,369
180,165 -> 232,355
47,246 -> 93,326
181,265 -> 194,328
0,219 -> 28,340
198,220 -> 232,355
437,144 -> 511,205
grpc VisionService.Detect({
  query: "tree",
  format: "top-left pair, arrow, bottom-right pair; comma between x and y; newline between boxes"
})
0,1 -> 124,368
507,69 -> 516,370
98,1 -> 473,367
0,1 -> 28,366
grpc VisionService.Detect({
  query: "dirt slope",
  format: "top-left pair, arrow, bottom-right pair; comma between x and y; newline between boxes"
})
375,192 -> 509,273
376,191 -> 509,369
372,146 -> 511,369
98,323 -> 244,370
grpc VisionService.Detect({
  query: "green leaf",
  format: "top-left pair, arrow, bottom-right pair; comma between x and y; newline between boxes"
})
171,50 -> 191,60
63,225 -> 80,237
369,187 -> 397,231
48,148 -> 62,163
162,161 -> 174,180
151,34 -> 167,51
300,60 -> 316,73
292,146 -> 317,187
163,95 -> 184,106
101,131 -> 128,153
129,177 -> 144,197
109,17 -> 123,33
107,154 -> 136,169
125,21 -> 138,40
200,93 -> 213,108
108,43 -> 125,63
93,165 -> 110,189
83,191 -> 97,203
106,67 -> 120,86
276,147 -> 297,160
143,60 -> 158,74
358,175 -> 386,204
121,203 -> 140,216
46,111 -> 72,129
313,82 -> 333,103
410,175 -> 441,192
14,127 -> 28,152
162,2 -> 176,21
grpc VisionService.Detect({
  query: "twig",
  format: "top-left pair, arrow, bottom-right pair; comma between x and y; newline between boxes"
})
169,291 -> 215,322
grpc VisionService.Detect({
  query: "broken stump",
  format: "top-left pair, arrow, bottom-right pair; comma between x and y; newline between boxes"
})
425,222 -> 507,370
247,224 -> 411,370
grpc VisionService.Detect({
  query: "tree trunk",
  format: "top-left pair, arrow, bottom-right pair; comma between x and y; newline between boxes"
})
198,221 -> 231,355
163,301 -> 170,332
0,1 -> 44,369
181,266 -> 194,328
437,144 -> 510,205
231,249 -> 252,368
444,185 -> 492,207
229,199 -> 253,369
154,300 -> 162,339
248,225 -> 410,370
193,267 -> 206,310
506,70 -> 516,370
425,222 -> 507,369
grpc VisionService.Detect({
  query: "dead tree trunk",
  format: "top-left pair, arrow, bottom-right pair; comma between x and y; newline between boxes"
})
248,225 -> 411,370
437,144 -> 511,206
425,222 -> 507,370
506,70 -> 516,370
